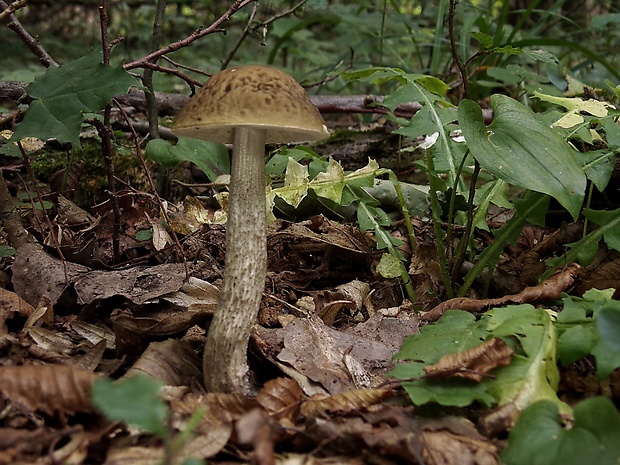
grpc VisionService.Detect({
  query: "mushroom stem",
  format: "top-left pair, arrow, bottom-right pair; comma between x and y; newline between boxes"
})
203,126 -> 267,394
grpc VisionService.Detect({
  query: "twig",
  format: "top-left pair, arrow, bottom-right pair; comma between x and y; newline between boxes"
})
257,0 -> 309,27
123,0 -> 255,71
139,61 -> 201,90
0,0 -> 26,21
448,0 -> 469,98
17,143 -> 70,284
98,0 -> 121,264
0,0 -> 58,67
143,0 -> 167,140
113,100 -> 190,279
221,0 -> 259,69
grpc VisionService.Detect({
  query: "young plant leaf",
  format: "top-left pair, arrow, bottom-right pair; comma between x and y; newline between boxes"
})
12,51 -> 140,147
146,137 -> 230,182
502,397 -> 620,465
91,375 -> 168,437
458,95 -> 586,219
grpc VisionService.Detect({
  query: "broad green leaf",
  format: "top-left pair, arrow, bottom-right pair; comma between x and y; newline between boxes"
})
597,306 -> 620,353
583,208 -> 620,252
391,310 -> 496,407
578,150 -> 615,192
502,398 -> 620,465
459,95 -> 586,219
146,137 -> 229,182
557,290 -> 620,378
484,306 -> 569,417
392,305 -> 568,415
12,51 -> 140,147
91,376 -> 167,437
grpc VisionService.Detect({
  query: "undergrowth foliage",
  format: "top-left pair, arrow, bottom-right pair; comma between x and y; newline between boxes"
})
2,1 -> 620,464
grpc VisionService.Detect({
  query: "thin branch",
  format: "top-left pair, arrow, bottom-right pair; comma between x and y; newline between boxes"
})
143,0 -> 168,140
221,0 -> 259,69
139,61 -> 201,90
0,0 -> 27,21
258,0 -> 309,27
113,99 -> 190,279
98,0 -> 121,264
0,0 -> 58,67
123,0 -> 255,71
448,0 -> 469,98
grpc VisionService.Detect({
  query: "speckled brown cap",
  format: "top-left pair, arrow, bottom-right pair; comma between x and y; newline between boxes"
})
173,65 -> 329,144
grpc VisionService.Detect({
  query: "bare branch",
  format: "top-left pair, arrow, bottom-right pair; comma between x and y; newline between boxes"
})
0,0 -> 59,67
123,0 -> 255,72
0,0 -> 27,21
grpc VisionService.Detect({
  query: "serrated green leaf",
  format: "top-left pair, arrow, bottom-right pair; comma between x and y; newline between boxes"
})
146,137 -> 229,182
12,51 -> 140,147
459,95 -> 586,219
502,397 -> 620,465
470,31 -> 494,49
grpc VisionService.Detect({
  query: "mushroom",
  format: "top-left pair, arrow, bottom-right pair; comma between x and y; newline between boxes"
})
173,65 -> 329,394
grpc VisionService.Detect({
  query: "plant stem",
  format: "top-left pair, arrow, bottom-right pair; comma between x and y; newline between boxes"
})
425,150 -> 454,299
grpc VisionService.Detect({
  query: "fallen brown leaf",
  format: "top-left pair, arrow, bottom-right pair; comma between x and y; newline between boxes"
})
423,338 -> 515,382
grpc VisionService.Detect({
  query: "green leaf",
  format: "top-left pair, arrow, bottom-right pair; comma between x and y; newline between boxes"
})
484,306 -> 569,417
376,252 -> 403,279
391,310 -> 495,407
597,306 -> 620,353
392,305 -> 569,415
146,137 -> 229,182
458,95 -> 586,219
557,291 -> 620,378
0,245 -> 16,257
583,208 -> 620,252
502,398 -> 620,465
12,51 -> 140,147
91,376 -> 168,437
470,31 -> 494,49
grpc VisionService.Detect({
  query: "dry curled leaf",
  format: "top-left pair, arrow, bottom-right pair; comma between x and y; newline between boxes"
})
422,263 -> 582,322
0,365 -> 99,415
424,338 -> 515,382
0,288 -> 35,335
123,339 -> 202,387
257,377 -> 304,421
300,388 -> 394,418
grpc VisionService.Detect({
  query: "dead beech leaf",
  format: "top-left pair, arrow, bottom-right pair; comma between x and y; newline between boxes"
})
422,416 -> 500,465
422,263 -> 582,322
0,365 -> 99,415
123,339 -> 202,387
0,288 -> 35,335
423,338 -> 515,382
578,257 -> 620,296
300,388 -> 394,418
257,377 -> 304,420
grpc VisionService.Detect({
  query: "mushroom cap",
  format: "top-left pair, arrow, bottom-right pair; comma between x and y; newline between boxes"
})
173,65 -> 329,144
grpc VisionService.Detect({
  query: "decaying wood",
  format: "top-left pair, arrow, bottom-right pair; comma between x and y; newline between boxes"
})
0,80 -> 494,122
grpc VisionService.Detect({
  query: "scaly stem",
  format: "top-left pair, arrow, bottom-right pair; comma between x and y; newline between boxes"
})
203,127 -> 267,394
